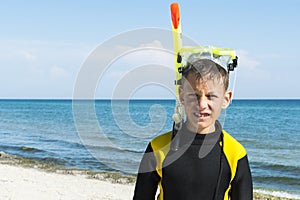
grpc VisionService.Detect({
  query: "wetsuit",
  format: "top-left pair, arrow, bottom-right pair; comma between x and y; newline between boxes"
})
133,122 -> 253,200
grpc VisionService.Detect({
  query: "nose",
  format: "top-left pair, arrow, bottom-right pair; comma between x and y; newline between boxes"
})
198,96 -> 208,110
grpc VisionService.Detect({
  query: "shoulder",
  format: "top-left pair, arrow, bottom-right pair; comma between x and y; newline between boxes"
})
150,131 -> 172,151
222,130 -> 248,184
149,132 -> 172,173
222,130 -> 247,160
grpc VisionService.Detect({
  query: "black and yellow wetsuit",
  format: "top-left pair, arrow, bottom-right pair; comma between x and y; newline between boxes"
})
133,121 -> 253,200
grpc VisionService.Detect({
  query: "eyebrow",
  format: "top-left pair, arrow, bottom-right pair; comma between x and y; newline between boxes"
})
185,91 -> 219,97
206,92 -> 217,95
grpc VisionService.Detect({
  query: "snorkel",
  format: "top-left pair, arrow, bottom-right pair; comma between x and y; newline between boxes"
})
170,3 -> 238,151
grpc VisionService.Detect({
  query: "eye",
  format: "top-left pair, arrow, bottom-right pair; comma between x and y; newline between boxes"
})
188,93 -> 197,97
206,94 -> 217,99
187,93 -> 199,100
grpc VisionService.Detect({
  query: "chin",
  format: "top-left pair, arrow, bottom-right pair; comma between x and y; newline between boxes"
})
196,121 -> 215,132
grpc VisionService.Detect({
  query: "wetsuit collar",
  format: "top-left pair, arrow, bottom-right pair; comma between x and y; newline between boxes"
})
175,120 -> 222,147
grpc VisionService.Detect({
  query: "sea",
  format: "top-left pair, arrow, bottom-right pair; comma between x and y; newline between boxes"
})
0,99 -> 299,198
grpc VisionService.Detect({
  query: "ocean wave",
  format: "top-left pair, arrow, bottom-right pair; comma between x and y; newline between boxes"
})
38,138 -> 85,149
0,144 -> 48,154
0,144 -> 66,165
252,162 -> 300,176
254,176 -> 300,186
0,150 -> 66,168
254,189 -> 300,199
85,144 -> 144,154
20,146 -> 44,152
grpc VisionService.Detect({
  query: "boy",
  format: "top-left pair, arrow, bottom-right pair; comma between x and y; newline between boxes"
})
133,56 -> 253,200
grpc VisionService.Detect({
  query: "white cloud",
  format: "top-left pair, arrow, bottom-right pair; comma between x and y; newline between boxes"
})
116,40 -> 174,69
95,40 -> 174,95
20,51 -> 37,61
236,49 -> 261,70
97,40 -> 172,67
235,49 -> 271,80
0,40 -> 93,98
139,40 -> 164,48
233,49 -> 276,98
50,66 -> 69,78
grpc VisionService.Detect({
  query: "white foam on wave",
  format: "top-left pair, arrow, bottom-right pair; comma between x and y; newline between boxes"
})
255,189 -> 300,199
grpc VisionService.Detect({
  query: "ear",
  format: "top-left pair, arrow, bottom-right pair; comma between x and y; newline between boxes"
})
179,85 -> 185,105
222,90 -> 233,109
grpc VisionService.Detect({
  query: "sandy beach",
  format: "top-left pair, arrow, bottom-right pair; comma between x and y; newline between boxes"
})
0,152 -> 297,200
3,163 -> 139,200
0,164 -> 135,200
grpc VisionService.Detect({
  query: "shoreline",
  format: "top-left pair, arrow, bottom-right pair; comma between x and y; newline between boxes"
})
0,151 -> 298,200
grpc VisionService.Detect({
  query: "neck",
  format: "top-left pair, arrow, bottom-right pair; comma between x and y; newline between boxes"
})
186,120 -> 221,134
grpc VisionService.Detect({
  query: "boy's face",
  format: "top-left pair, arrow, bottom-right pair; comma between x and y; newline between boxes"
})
179,72 -> 232,134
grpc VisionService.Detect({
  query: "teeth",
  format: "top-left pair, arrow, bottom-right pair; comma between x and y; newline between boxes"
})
194,113 -> 209,117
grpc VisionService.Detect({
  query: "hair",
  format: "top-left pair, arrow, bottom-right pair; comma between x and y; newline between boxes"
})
181,59 -> 229,90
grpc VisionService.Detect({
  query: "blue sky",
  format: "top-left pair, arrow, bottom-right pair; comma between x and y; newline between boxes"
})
1,0 -> 299,99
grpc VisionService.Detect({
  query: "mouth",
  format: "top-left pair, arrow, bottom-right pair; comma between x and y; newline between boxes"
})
193,112 -> 210,119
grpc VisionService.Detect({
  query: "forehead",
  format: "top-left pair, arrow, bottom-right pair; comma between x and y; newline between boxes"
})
182,73 -> 225,92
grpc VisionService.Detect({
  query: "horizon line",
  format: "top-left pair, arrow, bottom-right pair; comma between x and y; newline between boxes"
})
0,98 -> 299,101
